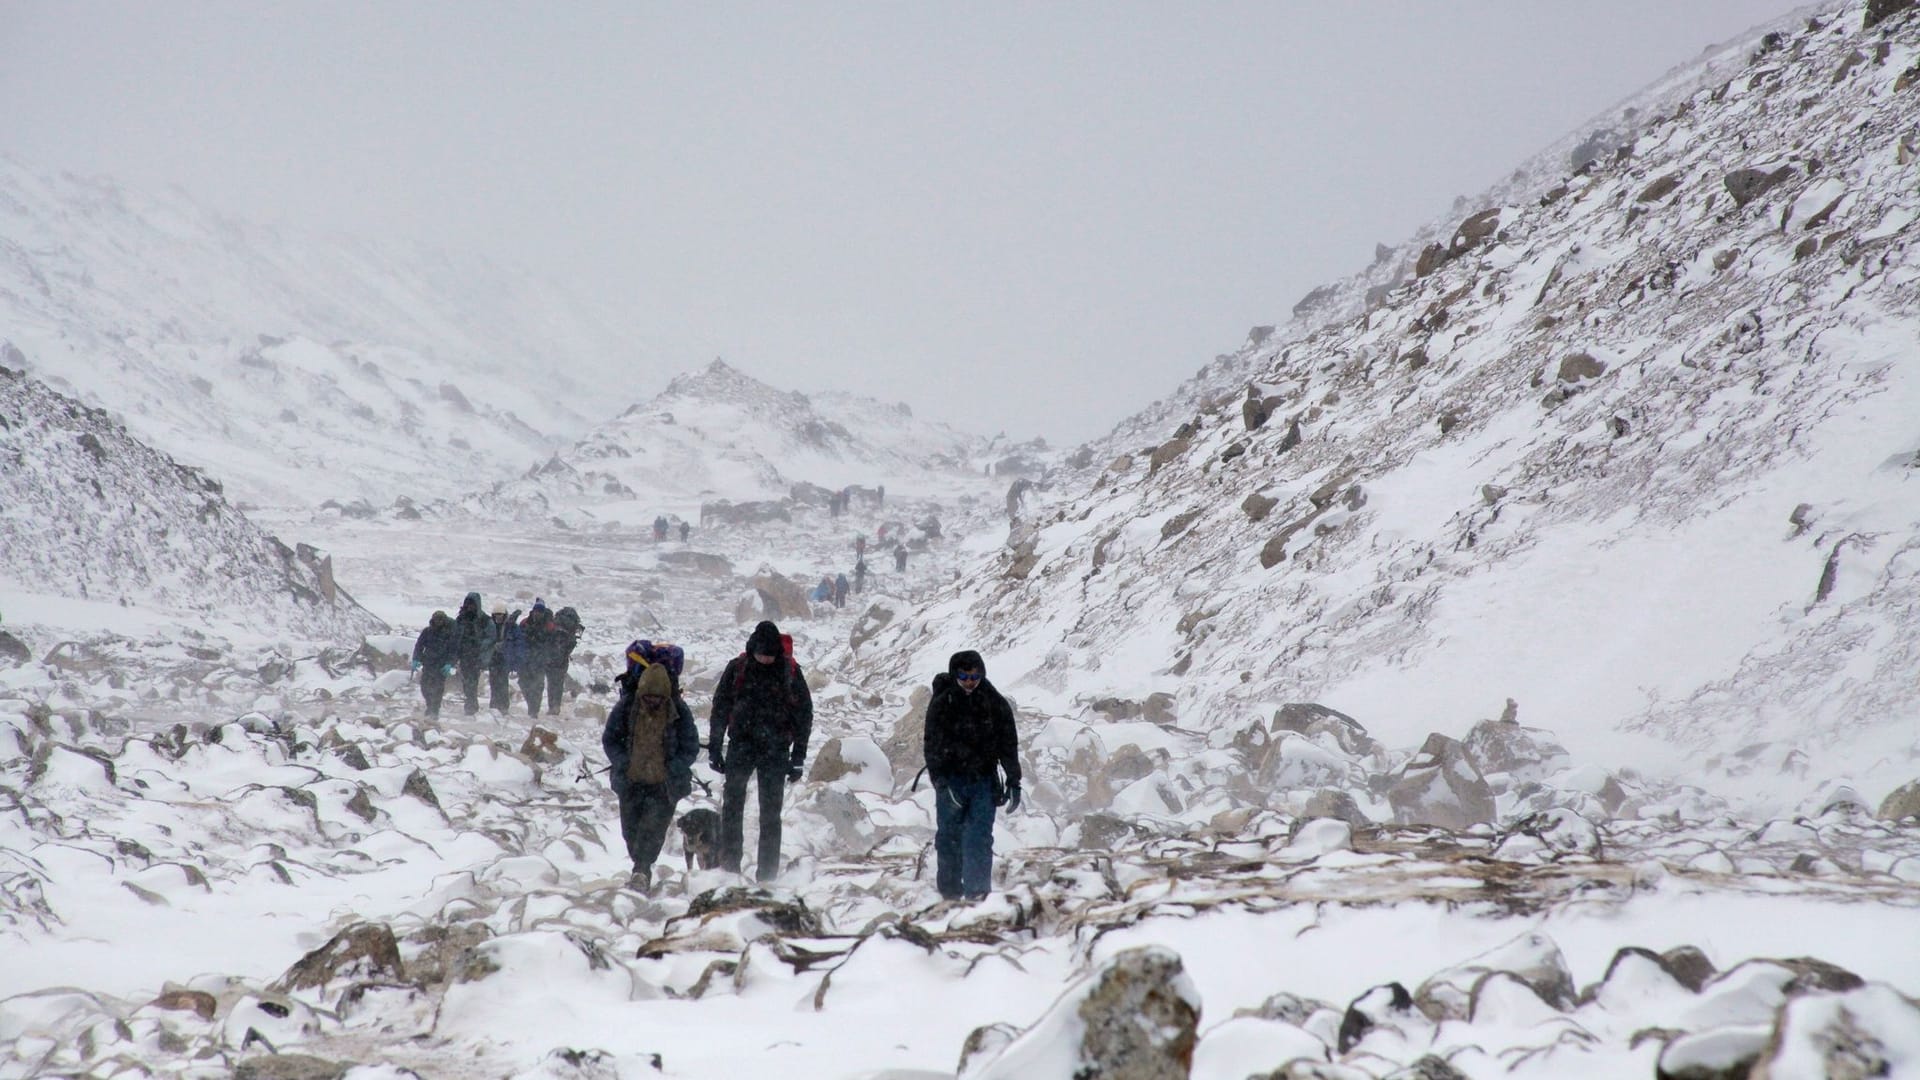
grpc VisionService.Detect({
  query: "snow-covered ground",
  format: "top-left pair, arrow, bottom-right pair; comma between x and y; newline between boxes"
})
4,3 -> 1920,1077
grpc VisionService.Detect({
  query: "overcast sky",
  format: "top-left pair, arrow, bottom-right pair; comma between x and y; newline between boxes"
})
2,2 -> 1798,443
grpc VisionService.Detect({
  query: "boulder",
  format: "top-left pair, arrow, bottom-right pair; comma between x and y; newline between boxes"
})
1638,173 -> 1683,202
969,946 -> 1200,1080
807,736 -> 892,793
1414,932 -> 1576,1022
1273,703 -> 1379,758
1148,438 -> 1191,476
1749,982 -> 1920,1078
1387,734 -> 1496,830
1462,716 -> 1569,782
747,570 -> 813,621
233,1055 -> 349,1080
1557,353 -> 1607,383
0,630 -> 32,665
275,922 -> 404,995
879,686 -> 931,778
1657,1026 -> 1771,1080
1723,166 -> 1793,208
1338,982 -> 1419,1054
1878,779 -> 1920,821
1865,0 -> 1916,29
520,726 -> 565,765
1302,788 -> 1373,828
1243,492 -> 1279,523
849,601 -> 896,651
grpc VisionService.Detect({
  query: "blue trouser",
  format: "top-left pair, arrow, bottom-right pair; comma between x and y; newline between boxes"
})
933,775 -> 997,898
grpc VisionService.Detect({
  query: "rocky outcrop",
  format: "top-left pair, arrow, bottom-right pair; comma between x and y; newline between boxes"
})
967,946 -> 1200,1080
1878,779 -> 1920,821
1388,734 -> 1496,829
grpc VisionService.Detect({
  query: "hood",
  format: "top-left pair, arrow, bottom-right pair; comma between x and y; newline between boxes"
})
460,591 -> 483,615
947,649 -> 986,679
747,620 -> 784,658
429,610 -> 452,628
635,662 -> 673,704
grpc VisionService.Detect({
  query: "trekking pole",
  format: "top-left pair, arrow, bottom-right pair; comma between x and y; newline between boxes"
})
910,766 -> 927,792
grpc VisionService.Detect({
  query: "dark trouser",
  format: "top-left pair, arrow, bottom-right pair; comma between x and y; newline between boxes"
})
488,662 -> 512,712
458,659 -> 482,714
420,667 -> 447,717
934,775 -> 997,899
720,758 -> 787,880
520,668 -> 547,717
544,660 -> 567,712
614,779 -> 678,871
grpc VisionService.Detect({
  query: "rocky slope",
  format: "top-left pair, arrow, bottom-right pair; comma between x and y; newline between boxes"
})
853,0 -> 1920,808
0,157 -> 639,508
0,363 -> 384,644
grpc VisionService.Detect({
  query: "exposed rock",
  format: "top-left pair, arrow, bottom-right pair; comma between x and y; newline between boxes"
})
1302,788 -> 1373,828
0,630 -> 29,665
1874,0 -> 1920,29
1414,932 -> 1577,1021
275,922 -> 404,994
1661,946 -> 1719,993
1748,982 -> 1920,1078
1387,734 -> 1496,830
1657,1025 -> 1770,1080
1454,208 -> 1502,251
957,1022 -> 1020,1078
1415,242 -> 1451,278
1878,779 -> 1920,821
806,737 -> 859,785
1386,1057 -> 1470,1080
149,987 -> 217,1020
233,1055 -> 348,1080
1074,947 -> 1201,1080
401,769 -> 441,811
747,569 -> 814,621
1724,166 -> 1794,208
1462,717 -> 1569,781
1339,982 -> 1418,1054
1638,174 -> 1684,202
1243,492 -> 1279,523
683,887 -> 821,937
1557,352 -> 1607,383
1148,438 -> 1191,476
849,601 -> 896,651
520,726 -> 565,765
1274,703 -> 1379,757
880,686 -> 930,778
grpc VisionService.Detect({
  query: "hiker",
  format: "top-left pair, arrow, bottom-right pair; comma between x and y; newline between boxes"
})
678,520 -> 690,542
520,601 -> 563,717
923,649 -> 1021,901
854,534 -> 867,558
602,642 -> 697,891
487,603 -> 521,712
833,572 -> 849,609
652,515 -> 669,541
410,611 -> 456,719
876,484 -> 885,507
894,544 -> 908,573
853,559 -> 868,594
452,592 -> 496,715
811,575 -> 834,604
708,621 -> 813,880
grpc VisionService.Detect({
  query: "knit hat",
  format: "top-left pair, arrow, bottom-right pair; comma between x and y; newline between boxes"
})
747,620 -> 783,658
491,602 -> 507,616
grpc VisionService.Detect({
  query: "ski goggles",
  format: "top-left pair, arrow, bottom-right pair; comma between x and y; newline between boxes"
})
955,671 -> 984,684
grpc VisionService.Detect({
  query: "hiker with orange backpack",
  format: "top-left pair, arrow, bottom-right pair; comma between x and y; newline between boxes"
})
707,620 -> 813,880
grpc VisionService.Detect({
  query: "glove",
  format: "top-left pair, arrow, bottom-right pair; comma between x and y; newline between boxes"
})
1004,783 -> 1022,812
709,749 -> 725,773
442,664 -> 455,676
787,764 -> 803,783
410,660 -> 421,672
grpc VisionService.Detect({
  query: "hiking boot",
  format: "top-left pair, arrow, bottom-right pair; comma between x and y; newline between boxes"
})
627,865 -> 652,892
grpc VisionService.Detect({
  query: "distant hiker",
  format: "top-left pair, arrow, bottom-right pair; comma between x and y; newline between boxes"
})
833,572 -> 849,609
452,592 -> 496,715
602,643 -> 698,891
853,558 -> 868,594
410,610 -> 456,719
811,575 -> 834,603
708,620 -> 813,880
828,491 -> 841,518
487,602 -> 522,712
520,600 -> 571,717
894,544 -> 908,573
653,515 -> 669,542
855,534 -> 867,558
923,649 -> 1021,901
678,520 -> 690,543
876,484 -> 885,507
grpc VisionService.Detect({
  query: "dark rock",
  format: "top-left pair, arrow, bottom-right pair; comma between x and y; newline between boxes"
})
684,887 -> 821,936
1243,493 -> 1279,523
1415,242 -> 1451,278
1557,353 -> 1606,383
1637,174 -> 1683,202
1749,983 -> 1920,1078
1660,947 -> 1718,993
276,923 -> 404,993
956,1023 -> 1020,1077
1723,167 -> 1793,208
1462,717 -> 1569,780
1079,813 -> 1138,850
1480,484 -> 1507,505
1388,734 -> 1496,829
1339,982 -> 1416,1053
1073,946 -> 1199,1080
1453,208 -> 1502,252
401,769 -> 440,810
1147,438 -> 1191,476
1274,703 -> 1378,757
520,726 -> 565,765
1293,284 -> 1340,319
344,788 -> 377,823
1234,991 -> 1337,1025
1303,788 -> 1372,828
1794,236 -> 1820,261
1656,1026 -> 1768,1080
1248,325 -> 1277,347
332,743 -> 371,771
0,630 -> 30,665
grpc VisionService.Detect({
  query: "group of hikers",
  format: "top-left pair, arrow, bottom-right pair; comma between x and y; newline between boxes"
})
651,515 -> 691,543
409,593 -> 581,719
811,533 -> 910,609
600,620 -> 1021,901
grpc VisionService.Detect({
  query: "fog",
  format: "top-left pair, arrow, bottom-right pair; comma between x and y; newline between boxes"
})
1,1 -> 1797,442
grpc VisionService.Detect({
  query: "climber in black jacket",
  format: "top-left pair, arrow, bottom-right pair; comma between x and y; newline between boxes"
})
922,649 -> 1021,901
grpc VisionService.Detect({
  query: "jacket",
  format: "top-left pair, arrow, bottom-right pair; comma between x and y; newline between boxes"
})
602,682 -> 699,798
708,621 -> 813,767
923,649 -> 1020,786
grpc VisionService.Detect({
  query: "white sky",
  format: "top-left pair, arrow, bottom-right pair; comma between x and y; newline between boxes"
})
0,1 -> 1800,443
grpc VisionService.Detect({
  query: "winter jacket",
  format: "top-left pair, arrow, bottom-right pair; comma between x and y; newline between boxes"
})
923,649 -> 1020,786
497,615 -> 529,672
708,621 -> 813,768
412,612 -> 457,668
523,607 -> 571,668
453,593 -> 496,666
602,667 -> 698,798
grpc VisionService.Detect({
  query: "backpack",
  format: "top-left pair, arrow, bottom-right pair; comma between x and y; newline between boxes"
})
626,639 -> 684,679
556,606 -> 582,635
